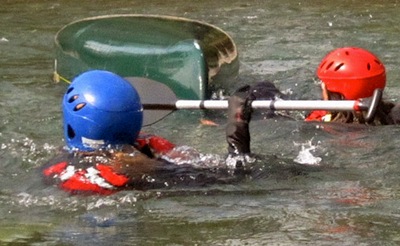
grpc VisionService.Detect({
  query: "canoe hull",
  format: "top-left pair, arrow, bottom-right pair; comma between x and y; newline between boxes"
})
55,15 -> 239,100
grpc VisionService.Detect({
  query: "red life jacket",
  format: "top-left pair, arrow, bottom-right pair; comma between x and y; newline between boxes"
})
42,133 -> 176,195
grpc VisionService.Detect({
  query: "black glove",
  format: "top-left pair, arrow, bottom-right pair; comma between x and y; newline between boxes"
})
250,81 -> 287,100
226,85 -> 255,155
226,81 -> 285,156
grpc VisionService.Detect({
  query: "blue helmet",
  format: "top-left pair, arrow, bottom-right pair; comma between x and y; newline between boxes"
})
63,70 -> 143,151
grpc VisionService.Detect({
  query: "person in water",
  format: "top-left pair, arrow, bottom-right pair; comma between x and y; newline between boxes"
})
305,46 -> 400,124
42,70 -> 277,194
224,47 -> 400,159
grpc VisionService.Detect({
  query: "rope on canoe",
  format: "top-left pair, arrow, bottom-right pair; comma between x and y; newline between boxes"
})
53,59 -> 71,84
53,71 -> 71,84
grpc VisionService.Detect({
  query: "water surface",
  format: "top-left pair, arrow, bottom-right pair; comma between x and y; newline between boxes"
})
1,0 -> 400,245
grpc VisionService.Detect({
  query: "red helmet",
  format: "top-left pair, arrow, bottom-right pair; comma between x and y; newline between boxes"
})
317,47 -> 386,99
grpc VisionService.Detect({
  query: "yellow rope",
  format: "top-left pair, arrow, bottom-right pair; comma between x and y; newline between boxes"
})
53,71 -> 71,84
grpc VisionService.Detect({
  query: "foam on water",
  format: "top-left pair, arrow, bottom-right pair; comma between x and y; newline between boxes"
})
160,145 -> 226,167
293,140 -> 322,166
1,137 -> 57,167
13,192 -> 140,211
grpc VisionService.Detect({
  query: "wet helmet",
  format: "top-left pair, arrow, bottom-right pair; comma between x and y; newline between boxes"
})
317,47 -> 386,99
63,70 -> 143,151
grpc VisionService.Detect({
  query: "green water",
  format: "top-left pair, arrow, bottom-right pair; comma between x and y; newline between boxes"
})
2,0 -> 400,245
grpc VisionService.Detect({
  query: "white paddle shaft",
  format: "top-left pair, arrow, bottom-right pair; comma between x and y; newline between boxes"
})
173,100 -> 364,111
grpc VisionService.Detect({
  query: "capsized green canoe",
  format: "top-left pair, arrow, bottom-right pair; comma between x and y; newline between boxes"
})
54,14 -> 238,100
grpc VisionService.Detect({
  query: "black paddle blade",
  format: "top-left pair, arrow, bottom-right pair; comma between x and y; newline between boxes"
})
125,77 -> 178,126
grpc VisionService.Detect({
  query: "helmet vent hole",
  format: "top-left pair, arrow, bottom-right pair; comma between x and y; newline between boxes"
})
374,59 -> 381,65
367,63 -> 371,70
66,87 -> 74,94
326,61 -> 334,70
334,63 -> 344,71
67,125 -> 75,139
74,103 -> 86,111
319,61 -> 327,69
345,51 -> 350,55
68,94 -> 79,103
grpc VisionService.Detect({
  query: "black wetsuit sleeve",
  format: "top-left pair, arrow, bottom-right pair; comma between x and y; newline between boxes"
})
226,85 -> 253,155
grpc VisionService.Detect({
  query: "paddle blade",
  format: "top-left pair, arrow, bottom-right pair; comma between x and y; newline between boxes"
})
125,77 -> 177,126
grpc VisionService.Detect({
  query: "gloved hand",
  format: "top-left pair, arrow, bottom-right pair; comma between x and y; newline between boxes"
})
226,85 -> 255,156
226,81 -> 285,157
250,81 -> 287,100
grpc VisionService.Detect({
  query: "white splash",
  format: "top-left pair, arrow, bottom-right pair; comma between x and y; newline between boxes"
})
225,154 -> 256,169
293,140 -> 322,165
161,145 -> 225,168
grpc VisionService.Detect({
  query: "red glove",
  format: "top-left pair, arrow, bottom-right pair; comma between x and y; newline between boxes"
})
135,133 -> 176,156
135,133 -> 202,165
